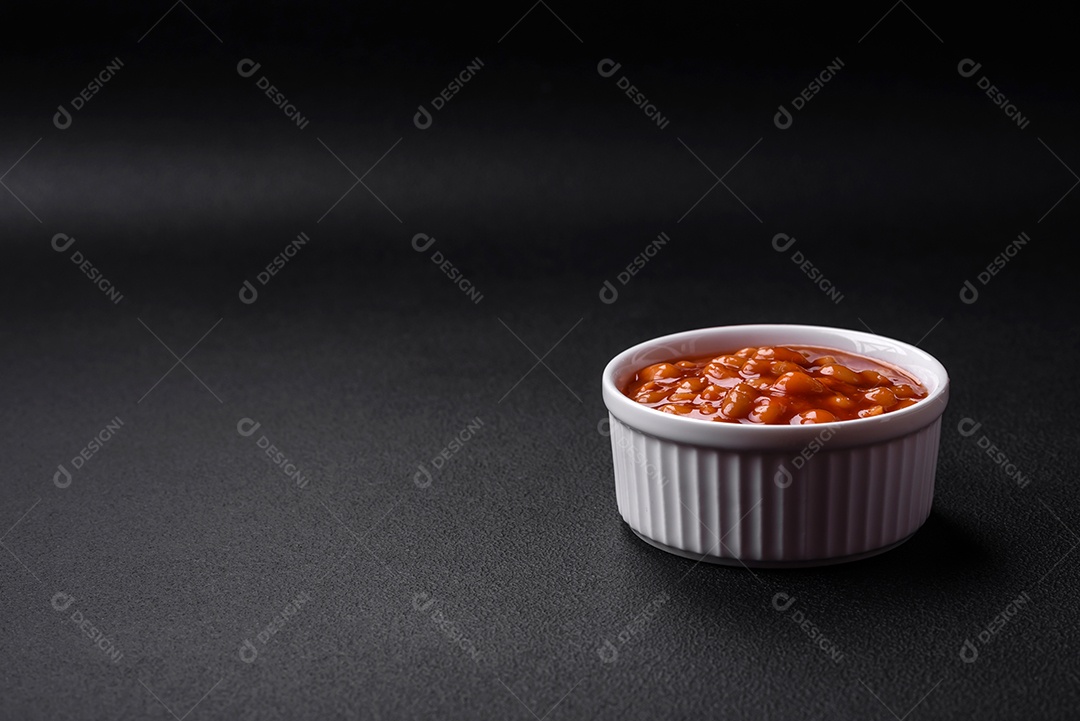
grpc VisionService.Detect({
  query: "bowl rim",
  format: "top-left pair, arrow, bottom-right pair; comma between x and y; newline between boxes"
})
601,323 -> 950,451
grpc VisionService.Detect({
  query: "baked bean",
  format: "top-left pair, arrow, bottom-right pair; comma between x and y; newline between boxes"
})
636,389 -> 670,403
863,387 -> 897,408
622,345 -> 927,425
817,363 -> 862,385
772,371 -> 825,396
700,384 -> 724,401
818,377 -> 858,399
670,378 -> 706,401
681,378 -> 707,391
640,362 -> 681,380
755,346 -> 810,365
893,384 -> 918,399
859,370 -> 889,387
823,393 -> 855,411
770,361 -> 803,376
705,362 -> 740,380
793,409 -> 838,424
739,358 -> 772,377
748,397 -> 787,424
713,355 -> 744,368
721,383 -> 756,420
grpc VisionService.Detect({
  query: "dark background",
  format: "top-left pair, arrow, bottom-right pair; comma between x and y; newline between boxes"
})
2,3 -> 1077,719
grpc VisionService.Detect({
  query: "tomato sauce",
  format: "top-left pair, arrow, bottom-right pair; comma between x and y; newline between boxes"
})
622,345 -> 927,424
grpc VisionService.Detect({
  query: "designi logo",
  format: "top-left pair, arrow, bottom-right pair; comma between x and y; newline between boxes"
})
51,591 -> 75,612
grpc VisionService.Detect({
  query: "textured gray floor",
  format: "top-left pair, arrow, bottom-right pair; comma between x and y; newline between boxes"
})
2,243 -> 1076,719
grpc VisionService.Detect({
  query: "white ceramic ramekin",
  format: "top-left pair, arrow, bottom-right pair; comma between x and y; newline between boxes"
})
602,324 -> 949,568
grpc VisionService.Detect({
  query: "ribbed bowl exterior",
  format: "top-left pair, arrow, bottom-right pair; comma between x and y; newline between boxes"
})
610,414 -> 942,565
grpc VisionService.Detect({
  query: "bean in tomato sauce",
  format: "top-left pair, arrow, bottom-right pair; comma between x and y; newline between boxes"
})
622,345 -> 927,424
